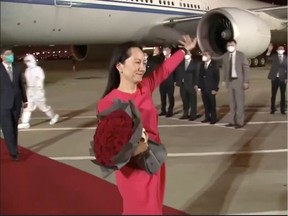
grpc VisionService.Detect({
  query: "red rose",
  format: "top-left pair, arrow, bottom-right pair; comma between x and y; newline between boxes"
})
93,110 -> 133,167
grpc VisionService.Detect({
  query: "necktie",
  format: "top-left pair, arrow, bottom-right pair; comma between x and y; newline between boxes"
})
279,55 -> 283,63
205,63 -> 208,70
229,53 -> 232,80
7,65 -> 13,81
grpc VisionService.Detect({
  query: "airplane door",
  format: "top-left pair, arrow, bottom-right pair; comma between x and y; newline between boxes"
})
54,0 -> 72,7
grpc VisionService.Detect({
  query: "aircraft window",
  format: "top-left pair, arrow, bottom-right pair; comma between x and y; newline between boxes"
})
171,2 -> 174,6
179,2 -> 182,7
163,0 -> 166,5
167,1 -> 170,5
198,5 -> 200,9
194,4 -> 196,8
187,4 -> 190,8
159,0 -> 161,4
183,3 -> 186,7
190,4 -> 193,8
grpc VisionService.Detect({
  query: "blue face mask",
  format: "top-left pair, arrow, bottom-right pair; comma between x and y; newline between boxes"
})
5,54 -> 14,64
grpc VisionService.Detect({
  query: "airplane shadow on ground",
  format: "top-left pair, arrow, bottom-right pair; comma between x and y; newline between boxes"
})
182,107 -> 285,214
27,103 -> 98,153
29,103 -> 97,128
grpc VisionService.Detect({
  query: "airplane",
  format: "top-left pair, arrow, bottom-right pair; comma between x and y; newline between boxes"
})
1,0 -> 287,66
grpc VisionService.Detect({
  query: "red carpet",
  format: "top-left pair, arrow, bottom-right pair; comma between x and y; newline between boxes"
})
0,140 -> 187,215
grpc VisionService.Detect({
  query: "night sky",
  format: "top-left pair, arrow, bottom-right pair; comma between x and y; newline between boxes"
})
258,0 -> 287,5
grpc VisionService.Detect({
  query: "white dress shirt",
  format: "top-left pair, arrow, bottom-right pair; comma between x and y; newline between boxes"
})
2,61 -> 13,80
230,51 -> 237,78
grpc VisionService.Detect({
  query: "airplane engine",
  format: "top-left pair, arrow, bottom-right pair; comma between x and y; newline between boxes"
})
197,7 -> 271,59
71,44 -> 116,61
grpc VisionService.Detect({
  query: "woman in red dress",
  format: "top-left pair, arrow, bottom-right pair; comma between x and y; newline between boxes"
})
97,35 -> 197,215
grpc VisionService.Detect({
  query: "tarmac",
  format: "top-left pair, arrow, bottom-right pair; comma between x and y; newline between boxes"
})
15,60 -> 287,215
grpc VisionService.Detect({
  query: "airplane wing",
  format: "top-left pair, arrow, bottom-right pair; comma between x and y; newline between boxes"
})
144,5 -> 287,59
252,5 -> 287,20
143,16 -> 202,45
145,5 -> 287,45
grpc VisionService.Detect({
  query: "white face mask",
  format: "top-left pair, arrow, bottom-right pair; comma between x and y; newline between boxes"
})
277,50 -> 285,55
202,56 -> 208,62
227,46 -> 235,53
185,55 -> 191,60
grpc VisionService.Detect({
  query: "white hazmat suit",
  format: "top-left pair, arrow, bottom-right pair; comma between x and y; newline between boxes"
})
18,54 -> 59,129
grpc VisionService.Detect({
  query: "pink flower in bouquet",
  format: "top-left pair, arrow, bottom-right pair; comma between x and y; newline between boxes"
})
94,110 -> 134,167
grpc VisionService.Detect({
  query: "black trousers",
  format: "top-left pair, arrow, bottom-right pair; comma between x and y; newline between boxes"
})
0,106 -> 21,156
201,89 -> 217,122
180,84 -> 197,119
271,78 -> 287,112
159,83 -> 175,114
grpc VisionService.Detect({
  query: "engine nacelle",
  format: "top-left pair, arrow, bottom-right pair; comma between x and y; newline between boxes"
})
71,44 -> 116,61
197,7 -> 271,59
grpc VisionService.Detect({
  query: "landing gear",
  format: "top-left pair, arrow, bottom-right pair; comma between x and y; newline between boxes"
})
249,56 -> 266,67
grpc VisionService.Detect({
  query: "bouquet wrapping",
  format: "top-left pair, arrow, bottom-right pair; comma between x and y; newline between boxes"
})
90,99 -> 167,178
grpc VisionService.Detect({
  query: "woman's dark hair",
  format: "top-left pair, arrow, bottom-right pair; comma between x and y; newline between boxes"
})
101,41 -> 142,98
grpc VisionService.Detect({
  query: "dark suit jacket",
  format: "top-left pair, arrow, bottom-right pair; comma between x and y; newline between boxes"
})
144,54 -> 164,77
0,62 -> 27,110
159,55 -> 176,86
176,59 -> 199,92
267,54 -> 287,82
198,60 -> 220,92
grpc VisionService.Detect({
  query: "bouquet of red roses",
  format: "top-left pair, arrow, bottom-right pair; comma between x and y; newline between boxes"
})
90,99 -> 144,177
90,99 -> 167,178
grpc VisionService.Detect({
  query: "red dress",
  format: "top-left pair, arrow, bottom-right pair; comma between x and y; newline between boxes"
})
97,50 -> 185,214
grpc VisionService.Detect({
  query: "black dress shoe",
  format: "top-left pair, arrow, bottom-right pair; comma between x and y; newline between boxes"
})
166,113 -> 173,117
158,112 -> 166,116
225,123 -> 235,127
189,117 -> 196,121
270,110 -> 275,114
281,111 -> 286,115
10,154 -> 19,161
179,115 -> 189,120
235,124 -> 243,129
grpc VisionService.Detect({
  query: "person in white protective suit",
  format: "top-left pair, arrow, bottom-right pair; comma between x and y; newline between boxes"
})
18,54 -> 59,129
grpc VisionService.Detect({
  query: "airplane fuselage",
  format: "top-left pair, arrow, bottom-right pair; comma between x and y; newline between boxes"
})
1,0 -> 273,46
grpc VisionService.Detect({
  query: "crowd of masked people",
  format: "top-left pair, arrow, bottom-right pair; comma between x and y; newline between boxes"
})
144,44 -> 220,125
143,41 -> 287,127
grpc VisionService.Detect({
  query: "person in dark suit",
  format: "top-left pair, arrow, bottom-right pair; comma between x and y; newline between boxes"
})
143,47 -> 164,77
175,51 -> 199,121
266,44 -> 287,114
159,45 -> 176,117
0,47 -> 27,161
222,39 -> 249,129
197,51 -> 220,124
